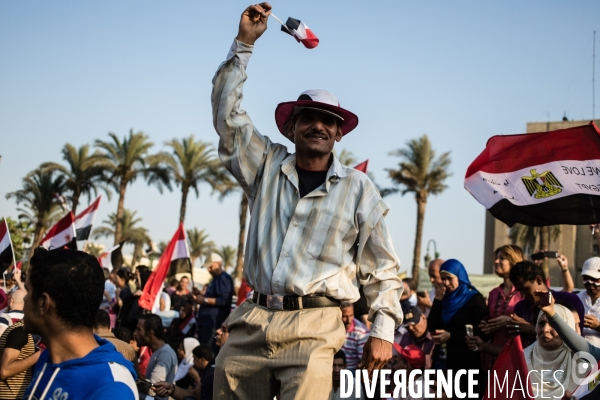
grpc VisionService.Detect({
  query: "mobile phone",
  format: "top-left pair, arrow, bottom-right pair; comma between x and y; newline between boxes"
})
465,324 -> 473,337
136,379 -> 153,395
417,291 -> 426,298
539,291 -> 553,307
531,251 -> 558,260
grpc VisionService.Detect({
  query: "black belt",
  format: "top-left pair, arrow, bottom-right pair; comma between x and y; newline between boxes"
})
252,292 -> 340,311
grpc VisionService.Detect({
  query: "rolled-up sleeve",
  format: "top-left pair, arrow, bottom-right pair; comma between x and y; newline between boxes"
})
356,195 -> 403,343
211,39 -> 271,197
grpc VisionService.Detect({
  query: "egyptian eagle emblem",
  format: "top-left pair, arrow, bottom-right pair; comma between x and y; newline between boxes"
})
521,169 -> 563,199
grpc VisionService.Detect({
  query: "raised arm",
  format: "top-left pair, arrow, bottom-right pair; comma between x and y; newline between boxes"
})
211,3 -> 273,196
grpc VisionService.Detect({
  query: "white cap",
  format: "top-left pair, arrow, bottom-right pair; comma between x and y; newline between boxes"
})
582,257 -> 600,279
203,253 -> 223,268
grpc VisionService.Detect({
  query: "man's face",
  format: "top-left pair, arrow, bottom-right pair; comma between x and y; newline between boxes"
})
407,315 -> 428,339
332,357 -> 346,384
341,306 -> 354,330
215,321 -> 229,347
193,355 -> 209,370
513,277 -> 545,304
428,264 -> 441,285
179,278 -> 189,291
206,262 -> 221,277
134,319 -> 149,347
583,275 -> 600,297
289,109 -> 342,157
401,282 -> 412,301
22,272 -> 40,334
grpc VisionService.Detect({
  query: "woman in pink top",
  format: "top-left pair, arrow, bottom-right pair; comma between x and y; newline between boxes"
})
466,245 -> 524,369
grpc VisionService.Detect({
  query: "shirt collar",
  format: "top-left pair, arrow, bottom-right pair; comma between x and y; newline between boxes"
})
280,153 -> 348,194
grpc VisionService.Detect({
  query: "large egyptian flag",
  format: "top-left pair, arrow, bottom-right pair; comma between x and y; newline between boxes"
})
138,224 -> 192,310
483,336 -> 533,400
40,212 -> 77,250
0,219 -> 15,275
74,196 -> 101,241
465,121 -> 600,226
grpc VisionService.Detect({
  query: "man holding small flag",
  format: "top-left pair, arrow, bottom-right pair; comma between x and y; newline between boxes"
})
211,3 -> 403,399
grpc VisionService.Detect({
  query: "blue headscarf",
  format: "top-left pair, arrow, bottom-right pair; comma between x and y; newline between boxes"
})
440,259 -> 479,324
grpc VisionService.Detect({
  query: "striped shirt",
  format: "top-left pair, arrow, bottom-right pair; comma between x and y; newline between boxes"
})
342,319 -> 370,370
211,39 -> 403,342
0,321 -> 35,399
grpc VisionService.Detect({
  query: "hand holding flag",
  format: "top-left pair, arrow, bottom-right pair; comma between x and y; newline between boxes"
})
237,2 -> 272,46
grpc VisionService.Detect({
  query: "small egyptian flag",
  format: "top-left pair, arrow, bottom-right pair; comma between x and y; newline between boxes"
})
138,224 -> 192,310
74,196 -> 101,241
40,212 -> 77,250
98,243 -> 122,271
280,16 -> 319,49
570,360 -> 600,399
354,160 -> 369,173
0,219 -> 15,275
465,121 -> 600,227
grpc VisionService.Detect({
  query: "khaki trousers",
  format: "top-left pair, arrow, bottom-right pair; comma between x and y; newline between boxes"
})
214,300 -> 346,400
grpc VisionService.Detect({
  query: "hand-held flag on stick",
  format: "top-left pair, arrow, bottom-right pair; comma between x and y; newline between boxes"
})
138,224 -> 192,311
271,14 -> 319,49
40,212 -> 77,250
0,219 -> 16,275
354,160 -> 369,173
74,196 -> 101,241
98,243 -> 123,271
465,121 -> 600,227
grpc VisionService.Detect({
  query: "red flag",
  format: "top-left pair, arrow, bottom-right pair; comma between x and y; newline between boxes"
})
14,261 -> 22,271
465,121 -> 600,227
280,17 -> 319,49
354,160 -> 369,173
40,212 -> 77,250
138,224 -> 191,310
483,335 -> 533,400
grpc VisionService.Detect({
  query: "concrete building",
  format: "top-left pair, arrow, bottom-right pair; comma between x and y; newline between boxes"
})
483,118 -> 600,288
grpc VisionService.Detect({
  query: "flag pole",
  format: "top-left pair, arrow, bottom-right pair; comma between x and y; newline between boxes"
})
270,13 -> 293,35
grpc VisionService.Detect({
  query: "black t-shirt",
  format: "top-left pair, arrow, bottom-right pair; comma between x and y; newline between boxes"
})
296,167 -> 328,198
5,325 -> 28,350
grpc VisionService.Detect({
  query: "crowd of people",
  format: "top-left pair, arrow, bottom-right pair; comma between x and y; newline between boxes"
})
328,226 -> 600,400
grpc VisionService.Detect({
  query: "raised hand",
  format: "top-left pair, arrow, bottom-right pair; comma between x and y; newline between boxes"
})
237,3 -> 272,45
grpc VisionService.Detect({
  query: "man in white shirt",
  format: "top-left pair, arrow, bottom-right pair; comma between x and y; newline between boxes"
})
576,257 -> 600,346
211,3 -> 403,399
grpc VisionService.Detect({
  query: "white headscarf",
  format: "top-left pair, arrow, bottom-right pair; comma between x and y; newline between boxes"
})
173,337 -> 200,382
524,304 -> 580,399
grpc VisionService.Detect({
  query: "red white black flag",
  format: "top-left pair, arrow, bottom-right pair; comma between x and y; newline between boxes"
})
354,160 -> 369,173
98,243 -> 122,271
40,212 -> 77,250
280,17 -> 319,49
0,219 -> 15,275
74,196 -> 101,241
138,224 -> 192,310
465,121 -> 600,227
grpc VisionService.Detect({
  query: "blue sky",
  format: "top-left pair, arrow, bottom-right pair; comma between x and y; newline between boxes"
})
1,1 -> 598,274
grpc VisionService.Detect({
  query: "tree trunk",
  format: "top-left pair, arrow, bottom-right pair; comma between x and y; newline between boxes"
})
539,226 -> 550,277
71,190 -> 80,215
179,185 -> 189,224
412,195 -> 427,290
234,193 -> 249,280
114,179 -> 127,245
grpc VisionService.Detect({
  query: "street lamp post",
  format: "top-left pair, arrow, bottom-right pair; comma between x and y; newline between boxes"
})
423,239 -> 439,267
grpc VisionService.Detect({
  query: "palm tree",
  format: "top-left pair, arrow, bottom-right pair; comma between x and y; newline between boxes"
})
85,243 -> 105,258
509,224 -> 561,275
335,149 -> 357,166
40,143 -> 112,214
187,228 -> 215,269
95,129 -> 171,244
387,135 -> 451,288
1,217 -> 34,262
93,209 -> 149,264
217,245 -> 236,272
161,136 -> 233,224
6,168 -> 66,249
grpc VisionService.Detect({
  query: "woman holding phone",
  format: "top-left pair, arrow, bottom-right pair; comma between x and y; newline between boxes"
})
427,259 -> 489,397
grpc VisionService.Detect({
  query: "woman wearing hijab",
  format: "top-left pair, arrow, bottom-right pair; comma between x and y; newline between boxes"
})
174,337 -> 201,389
427,259 -> 489,397
526,304 -> 585,399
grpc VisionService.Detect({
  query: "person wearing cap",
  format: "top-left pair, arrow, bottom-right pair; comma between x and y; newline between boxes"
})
384,344 -> 427,400
576,257 -> 600,346
394,301 -> 435,369
193,253 -> 233,350
211,3 -> 403,399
